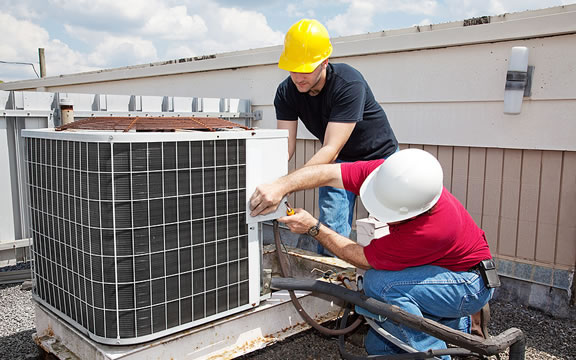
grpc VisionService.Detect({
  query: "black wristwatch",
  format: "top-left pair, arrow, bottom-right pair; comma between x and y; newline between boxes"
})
307,220 -> 321,237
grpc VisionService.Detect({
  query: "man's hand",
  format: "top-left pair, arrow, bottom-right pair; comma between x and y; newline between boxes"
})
277,208 -> 317,234
279,208 -> 372,270
249,183 -> 286,216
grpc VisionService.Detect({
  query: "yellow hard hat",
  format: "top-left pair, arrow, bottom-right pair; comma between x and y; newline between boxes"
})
278,19 -> 333,73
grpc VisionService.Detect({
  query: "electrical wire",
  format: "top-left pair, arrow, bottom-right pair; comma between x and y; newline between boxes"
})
0,60 -> 40,78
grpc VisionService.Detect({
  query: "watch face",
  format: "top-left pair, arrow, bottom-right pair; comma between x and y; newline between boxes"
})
308,227 -> 319,236
307,222 -> 320,237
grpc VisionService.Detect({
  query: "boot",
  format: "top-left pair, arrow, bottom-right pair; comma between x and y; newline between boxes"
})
454,304 -> 491,359
470,303 -> 490,339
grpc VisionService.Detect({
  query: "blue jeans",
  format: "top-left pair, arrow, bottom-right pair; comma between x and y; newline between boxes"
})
317,185 -> 356,254
362,265 -> 494,359
317,149 -> 399,255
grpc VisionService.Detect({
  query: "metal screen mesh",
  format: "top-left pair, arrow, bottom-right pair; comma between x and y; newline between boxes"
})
26,137 -> 249,342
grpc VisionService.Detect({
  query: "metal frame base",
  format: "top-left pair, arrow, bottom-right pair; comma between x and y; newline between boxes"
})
33,289 -> 343,359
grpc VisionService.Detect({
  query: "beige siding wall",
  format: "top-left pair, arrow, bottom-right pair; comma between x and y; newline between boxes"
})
291,139 -> 576,271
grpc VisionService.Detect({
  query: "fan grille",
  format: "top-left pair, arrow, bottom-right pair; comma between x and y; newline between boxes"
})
26,136 -> 250,342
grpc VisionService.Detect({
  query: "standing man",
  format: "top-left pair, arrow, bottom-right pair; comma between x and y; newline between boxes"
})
249,149 -> 497,357
275,19 -> 398,254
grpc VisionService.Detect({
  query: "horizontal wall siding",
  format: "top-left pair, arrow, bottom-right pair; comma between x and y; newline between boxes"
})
290,139 -> 576,270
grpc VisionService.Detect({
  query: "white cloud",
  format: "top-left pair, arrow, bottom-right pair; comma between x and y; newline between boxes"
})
0,13 -> 95,81
439,0 -> 569,20
142,6 -> 208,40
285,4 -> 316,18
195,7 -> 284,53
1,1 -> 288,82
2,0 -> 571,82
64,24 -> 104,44
63,25 -> 159,67
87,36 -> 158,67
326,0 -> 438,36
326,1 -> 377,36
48,0 -> 162,21
163,45 -> 198,60
416,18 -> 433,26
0,13 -> 49,60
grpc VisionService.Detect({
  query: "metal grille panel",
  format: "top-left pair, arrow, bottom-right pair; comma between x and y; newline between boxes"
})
26,136 -> 252,343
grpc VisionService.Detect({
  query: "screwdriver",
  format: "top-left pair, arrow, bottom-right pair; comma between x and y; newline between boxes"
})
285,201 -> 295,216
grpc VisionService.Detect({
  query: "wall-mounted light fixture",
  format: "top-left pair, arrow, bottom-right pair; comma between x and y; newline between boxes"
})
504,46 -> 534,115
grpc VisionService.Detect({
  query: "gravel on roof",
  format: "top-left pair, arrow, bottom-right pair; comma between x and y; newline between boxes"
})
1,282 -> 574,360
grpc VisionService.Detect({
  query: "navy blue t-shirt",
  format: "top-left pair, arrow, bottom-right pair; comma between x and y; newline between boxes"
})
274,63 -> 398,161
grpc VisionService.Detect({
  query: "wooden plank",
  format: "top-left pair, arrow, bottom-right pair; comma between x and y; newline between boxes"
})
399,143 -> 410,150
423,145 -> 439,158
467,148 -> 486,227
516,150 -> 542,261
293,140 -> 306,210
313,141 -> 321,218
437,146 -> 453,191
451,147 -> 469,206
556,151 -> 576,267
482,149 -> 504,254
356,195 -> 369,222
304,140 -> 316,214
287,138 -> 297,208
535,151 -> 562,264
498,149 -> 522,257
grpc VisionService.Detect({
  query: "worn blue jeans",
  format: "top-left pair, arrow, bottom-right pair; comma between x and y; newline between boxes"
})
317,184 -> 356,254
362,265 -> 494,359
317,149 -> 399,255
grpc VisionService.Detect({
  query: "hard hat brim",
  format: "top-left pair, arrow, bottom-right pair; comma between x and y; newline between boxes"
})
359,164 -> 442,224
278,50 -> 332,73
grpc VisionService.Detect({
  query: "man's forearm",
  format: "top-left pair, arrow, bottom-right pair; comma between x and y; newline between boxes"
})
250,161 -> 343,216
314,226 -> 371,270
304,145 -> 339,167
277,163 -> 343,193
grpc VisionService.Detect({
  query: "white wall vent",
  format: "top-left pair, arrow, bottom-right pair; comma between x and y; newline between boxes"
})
22,129 -> 287,344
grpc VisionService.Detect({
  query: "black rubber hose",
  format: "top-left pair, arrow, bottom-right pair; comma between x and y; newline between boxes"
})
273,220 -> 363,336
508,336 -> 527,360
271,277 -> 525,357
337,308 -> 479,360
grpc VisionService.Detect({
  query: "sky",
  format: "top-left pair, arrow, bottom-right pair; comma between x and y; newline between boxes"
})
0,0 -> 573,83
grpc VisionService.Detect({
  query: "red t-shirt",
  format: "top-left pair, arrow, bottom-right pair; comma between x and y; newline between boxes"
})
341,160 -> 492,272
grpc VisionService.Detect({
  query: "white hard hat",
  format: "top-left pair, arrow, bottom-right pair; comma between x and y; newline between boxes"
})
359,149 -> 444,223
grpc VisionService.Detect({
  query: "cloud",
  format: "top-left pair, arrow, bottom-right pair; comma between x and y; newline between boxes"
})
285,4 -> 316,18
325,0 -> 438,36
326,1 -> 377,36
2,0 -> 569,83
416,18 -> 433,26
187,6 -> 284,55
48,0 -> 161,22
439,0 -> 569,20
62,25 -> 159,67
0,14 -> 44,61
216,7 -> 284,48
163,45 -> 198,60
142,6 -> 208,40
0,13 -> 96,81
87,36 -> 158,67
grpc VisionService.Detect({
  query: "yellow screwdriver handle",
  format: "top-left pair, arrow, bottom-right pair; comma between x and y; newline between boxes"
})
285,201 -> 295,216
